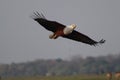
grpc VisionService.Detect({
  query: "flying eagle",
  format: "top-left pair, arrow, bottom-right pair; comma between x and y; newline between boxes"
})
32,12 -> 105,46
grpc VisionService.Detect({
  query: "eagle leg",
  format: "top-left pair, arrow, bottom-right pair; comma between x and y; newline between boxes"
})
49,34 -> 59,39
49,30 -> 64,39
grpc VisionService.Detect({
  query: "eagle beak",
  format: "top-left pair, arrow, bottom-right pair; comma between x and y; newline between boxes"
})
72,24 -> 76,29
73,26 -> 76,29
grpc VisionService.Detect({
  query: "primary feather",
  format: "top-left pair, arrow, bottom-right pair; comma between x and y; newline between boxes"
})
32,12 -> 65,32
62,30 -> 105,46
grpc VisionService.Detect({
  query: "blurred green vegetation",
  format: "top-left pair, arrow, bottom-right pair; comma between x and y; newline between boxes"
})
0,53 -> 120,77
2,75 -> 106,80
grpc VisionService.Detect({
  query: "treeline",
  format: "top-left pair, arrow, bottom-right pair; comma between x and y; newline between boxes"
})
0,53 -> 120,77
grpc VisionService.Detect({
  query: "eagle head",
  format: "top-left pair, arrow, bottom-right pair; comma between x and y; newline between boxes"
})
63,24 -> 76,35
70,24 -> 76,29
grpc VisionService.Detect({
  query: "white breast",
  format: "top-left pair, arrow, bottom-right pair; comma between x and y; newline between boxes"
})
63,25 -> 73,35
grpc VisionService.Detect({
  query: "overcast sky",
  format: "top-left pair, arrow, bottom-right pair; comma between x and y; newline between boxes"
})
0,0 -> 120,63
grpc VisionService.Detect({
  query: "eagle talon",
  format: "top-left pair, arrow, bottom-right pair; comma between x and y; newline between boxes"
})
49,34 -> 58,39
49,34 -> 54,39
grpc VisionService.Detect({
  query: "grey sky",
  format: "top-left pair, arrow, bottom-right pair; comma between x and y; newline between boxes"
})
0,0 -> 120,63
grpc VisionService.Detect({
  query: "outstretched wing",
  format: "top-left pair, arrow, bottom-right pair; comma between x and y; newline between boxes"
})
62,30 -> 105,46
32,12 -> 65,32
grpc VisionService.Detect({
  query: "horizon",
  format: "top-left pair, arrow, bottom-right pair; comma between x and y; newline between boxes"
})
0,52 -> 119,64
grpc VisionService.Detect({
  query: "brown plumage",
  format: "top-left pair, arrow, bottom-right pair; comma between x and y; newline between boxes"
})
32,12 -> 105,46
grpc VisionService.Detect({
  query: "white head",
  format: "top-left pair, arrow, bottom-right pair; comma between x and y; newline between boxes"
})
70,24 -> 76,29
63,24 -> 76,35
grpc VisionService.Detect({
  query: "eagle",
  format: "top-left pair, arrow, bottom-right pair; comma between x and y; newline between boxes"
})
32,12 -> 105,46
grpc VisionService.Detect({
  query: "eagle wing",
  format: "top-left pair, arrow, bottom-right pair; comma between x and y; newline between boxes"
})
32,12 -> 65,32
62,30 -> 105,46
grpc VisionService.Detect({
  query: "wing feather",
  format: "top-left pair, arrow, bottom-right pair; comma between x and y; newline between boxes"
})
32,12 -> 65,32
62,30 -> 105,46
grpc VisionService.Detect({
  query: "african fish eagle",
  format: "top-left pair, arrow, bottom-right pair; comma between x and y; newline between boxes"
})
32,12 -> 105,46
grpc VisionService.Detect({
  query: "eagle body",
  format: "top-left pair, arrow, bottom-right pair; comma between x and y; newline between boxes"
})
63,24 -> 76,35
32,12 -> 105,46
